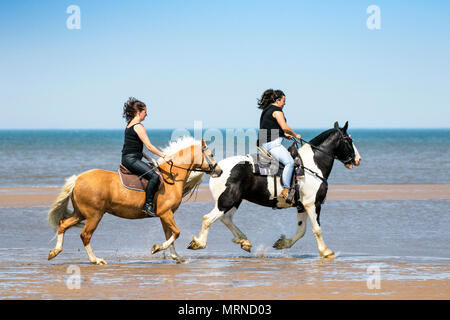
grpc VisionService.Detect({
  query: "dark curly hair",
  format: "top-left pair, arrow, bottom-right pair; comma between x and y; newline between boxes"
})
122,97 -> 146,123
257,89 -> 285,109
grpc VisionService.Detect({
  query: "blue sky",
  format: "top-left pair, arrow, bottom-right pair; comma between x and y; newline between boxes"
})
0,0 -> 449,129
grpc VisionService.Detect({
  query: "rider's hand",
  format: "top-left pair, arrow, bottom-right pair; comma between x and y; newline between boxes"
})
295,133 -> 301,140
285,133 -> 293,140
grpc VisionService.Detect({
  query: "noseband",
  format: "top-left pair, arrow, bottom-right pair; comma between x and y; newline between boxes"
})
190,147 -> 218,174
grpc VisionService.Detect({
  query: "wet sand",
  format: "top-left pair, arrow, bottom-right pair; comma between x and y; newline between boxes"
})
1,254 -> 449,300
0,185 -> 449,300
1,184 -> 449,208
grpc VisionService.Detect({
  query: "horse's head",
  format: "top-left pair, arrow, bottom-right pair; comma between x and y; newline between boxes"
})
196,140 -> 223,178
333,121 -> 362,169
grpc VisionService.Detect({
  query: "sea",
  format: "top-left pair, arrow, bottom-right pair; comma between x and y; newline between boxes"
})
0,128 -> 449,187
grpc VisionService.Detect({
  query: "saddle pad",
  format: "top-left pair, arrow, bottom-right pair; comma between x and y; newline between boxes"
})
247,153 -> 284,177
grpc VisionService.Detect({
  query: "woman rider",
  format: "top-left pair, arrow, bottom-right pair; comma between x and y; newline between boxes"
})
258,89 -> 302,200
121,97 -> 170,217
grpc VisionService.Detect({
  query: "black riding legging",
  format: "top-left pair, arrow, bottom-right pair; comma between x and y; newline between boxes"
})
121,153 -> 160,204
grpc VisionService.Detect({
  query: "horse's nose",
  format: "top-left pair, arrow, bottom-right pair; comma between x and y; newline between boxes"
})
355,158 -> 361,166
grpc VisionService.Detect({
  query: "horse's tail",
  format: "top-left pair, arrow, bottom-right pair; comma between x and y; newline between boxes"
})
182,171 -> 204,199
47,175 -> 78,232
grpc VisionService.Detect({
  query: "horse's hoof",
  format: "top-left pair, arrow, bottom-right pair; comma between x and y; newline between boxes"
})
240,240 -> 252,253
187,238 -> 205,250
322,249 -> 335,259
48,249 -> 60,260
272,235 -> 289,250
176,258 -> 189,265
96,258 -> 107,265
151,244 -> 161,255
187,240 -> 196,250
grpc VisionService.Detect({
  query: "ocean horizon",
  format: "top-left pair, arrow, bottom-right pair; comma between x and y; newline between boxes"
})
0,128 -> 449,187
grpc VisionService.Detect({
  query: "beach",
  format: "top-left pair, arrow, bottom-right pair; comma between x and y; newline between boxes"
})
1,184 -> 449,207
0,184 -> 449,300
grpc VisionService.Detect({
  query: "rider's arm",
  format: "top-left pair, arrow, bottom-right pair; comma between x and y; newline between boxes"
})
134,124 -> 167,159
273,111 -> 301,140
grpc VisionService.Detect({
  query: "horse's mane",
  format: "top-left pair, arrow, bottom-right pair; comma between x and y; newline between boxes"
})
161,136 -> 204,199
161,135 -> 201,155
308,129 -> 336,146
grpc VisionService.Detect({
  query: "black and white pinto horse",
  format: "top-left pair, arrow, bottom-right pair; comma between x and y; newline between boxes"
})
187,122 -> 361,258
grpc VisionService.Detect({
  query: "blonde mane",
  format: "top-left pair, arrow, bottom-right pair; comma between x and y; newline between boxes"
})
159,136 -> 204,198
162,136 -> 201,156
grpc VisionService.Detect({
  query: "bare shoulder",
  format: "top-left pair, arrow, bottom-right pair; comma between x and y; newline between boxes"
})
133,123 -> 145,133
272,110 -> 284,118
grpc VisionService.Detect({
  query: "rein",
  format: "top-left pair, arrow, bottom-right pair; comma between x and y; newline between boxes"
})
294,132 -> 354,165
290,132 -> 354,185
153,147 -> 218,185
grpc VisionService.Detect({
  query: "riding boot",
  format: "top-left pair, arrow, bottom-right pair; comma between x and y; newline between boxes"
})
142,176 -> 160,217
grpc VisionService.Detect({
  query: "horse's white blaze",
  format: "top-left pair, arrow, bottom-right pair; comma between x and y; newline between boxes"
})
353,142 -> 361,165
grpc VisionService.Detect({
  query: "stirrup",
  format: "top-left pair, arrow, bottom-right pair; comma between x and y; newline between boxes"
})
142,203 -> 157,218
286,188 -> 296,204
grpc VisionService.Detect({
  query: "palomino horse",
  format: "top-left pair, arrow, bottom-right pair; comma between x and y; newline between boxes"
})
187,122 -> 361,258
47,137 -> 222,265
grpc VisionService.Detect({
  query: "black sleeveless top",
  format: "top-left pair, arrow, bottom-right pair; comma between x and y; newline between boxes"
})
121,123 -> 144,155
259,105 -> 285,144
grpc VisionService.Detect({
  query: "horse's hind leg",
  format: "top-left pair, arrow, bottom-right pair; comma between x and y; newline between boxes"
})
273,207 -> 308,250
48,210 -> 84,260
80,213 -> 107,265
220,206 -> 252,252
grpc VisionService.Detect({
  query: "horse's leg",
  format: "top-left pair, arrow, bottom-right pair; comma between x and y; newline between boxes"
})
305,204 -> 334,258
159,217 -> 187,264
187,205 -> 225,250
219,206 -> 252,252
151,210 -> 180,255
273,207 -> 308,250
48,210 -> 84,260
80,213 -> 107,265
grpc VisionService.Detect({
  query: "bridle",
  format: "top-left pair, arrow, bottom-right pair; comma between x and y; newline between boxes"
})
158,146 -> 219,184
290,129 -> 356,185
294,129 -> 355,165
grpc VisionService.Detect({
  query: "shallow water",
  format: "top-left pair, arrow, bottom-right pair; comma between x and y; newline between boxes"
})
1,200 -> 449,262
0,200 -> 449,299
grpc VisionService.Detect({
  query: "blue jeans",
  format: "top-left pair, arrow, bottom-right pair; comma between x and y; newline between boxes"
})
262,137 -> 294,188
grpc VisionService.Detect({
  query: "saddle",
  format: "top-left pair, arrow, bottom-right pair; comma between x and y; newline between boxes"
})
118,158 -> 163,192
248,142 -> 304,206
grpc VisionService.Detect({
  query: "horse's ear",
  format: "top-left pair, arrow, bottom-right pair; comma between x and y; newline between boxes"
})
334,121 -> 339,130
342,121 -> 348,133
201,139 -> 206,148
